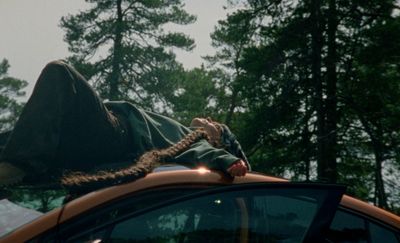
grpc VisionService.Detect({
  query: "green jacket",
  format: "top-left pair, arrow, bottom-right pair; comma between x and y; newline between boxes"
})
105,101 -> 240,171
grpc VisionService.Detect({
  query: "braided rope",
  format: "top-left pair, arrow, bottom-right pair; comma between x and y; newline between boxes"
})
61,128 -> 209,190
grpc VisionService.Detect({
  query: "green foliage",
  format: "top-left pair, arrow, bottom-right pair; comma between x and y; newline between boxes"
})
57,0 -> 400,210
208,0 -> 400,209
0,59 -> 27,132
60,0 -> 196,110
344,16 -> 400,208
166,67 -> 222,125
208,0 -> 316,177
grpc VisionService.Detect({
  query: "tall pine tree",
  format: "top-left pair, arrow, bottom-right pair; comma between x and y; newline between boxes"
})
60,0 -> 195,110
0,59 -> 27,133
209,0 -> 400,209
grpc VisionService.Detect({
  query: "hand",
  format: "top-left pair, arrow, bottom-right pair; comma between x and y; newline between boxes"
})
227,160 -> 247,177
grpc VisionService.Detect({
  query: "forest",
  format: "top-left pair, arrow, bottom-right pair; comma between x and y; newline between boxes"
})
1,0 -> 399,213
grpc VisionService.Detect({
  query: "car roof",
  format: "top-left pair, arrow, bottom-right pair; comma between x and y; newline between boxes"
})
340,195 -> 400,229
2,168 -> 399,242
62,168 -> 400,228
59,168 -> 288,223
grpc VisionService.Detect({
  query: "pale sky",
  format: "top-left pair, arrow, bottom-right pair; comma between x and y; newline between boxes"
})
0,0 -> 229,97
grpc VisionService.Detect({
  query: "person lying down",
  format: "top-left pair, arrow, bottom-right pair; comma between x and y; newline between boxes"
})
0,60 -> 250,191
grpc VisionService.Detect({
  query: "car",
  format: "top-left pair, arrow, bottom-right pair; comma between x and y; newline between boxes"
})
1,166 -> 399,242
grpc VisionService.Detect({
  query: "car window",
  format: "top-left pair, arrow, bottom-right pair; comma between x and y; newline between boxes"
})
369,222 -> 399,243
327,210 -> 368,242
28,187 -> 203,243
64,184 -> 343,243
326,209 -> 400,243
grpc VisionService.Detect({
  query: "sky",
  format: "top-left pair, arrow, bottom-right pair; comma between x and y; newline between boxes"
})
0,0 -> 230,97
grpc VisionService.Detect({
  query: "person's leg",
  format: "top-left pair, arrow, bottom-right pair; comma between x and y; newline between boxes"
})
1,60 -> 129,178
55,61 -> 131,171
1,60 -> 76,167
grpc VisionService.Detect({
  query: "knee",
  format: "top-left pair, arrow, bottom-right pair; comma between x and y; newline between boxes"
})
41,59 -> 75,79
35,60 -> 74,88
43,60 -> 68,71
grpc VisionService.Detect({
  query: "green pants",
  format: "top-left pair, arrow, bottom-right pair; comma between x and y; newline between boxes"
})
1,61 -> 132,175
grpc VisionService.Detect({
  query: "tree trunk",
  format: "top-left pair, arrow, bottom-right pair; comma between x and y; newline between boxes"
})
310,0 -> 326,182
372,124 -> 388,209
225,48 -> 244,127
325,0 -> 338,183
302,97 -> 313,181
225,88 -> 238,127
374,148 -> 388,209
358,116 -> 389,209
108,0 -> 123,100
302,122 -> 312,181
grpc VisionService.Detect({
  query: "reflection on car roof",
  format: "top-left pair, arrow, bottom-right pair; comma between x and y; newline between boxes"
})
153,164 -> 192,172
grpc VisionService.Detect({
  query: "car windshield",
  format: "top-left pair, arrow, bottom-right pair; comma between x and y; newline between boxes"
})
0,199 -> 44,237
0,186 -> 65,237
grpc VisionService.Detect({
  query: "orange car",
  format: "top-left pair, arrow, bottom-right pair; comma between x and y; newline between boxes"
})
1,166 -> 399,242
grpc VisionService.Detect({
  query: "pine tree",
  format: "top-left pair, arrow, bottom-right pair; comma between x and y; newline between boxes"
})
166,67 -> 221,125
209,0 -> 400,209
0,59 -> 27,133
60,0 -> 196,110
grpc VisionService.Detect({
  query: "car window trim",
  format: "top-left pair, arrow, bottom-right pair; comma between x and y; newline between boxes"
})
299,183 -> 346,243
